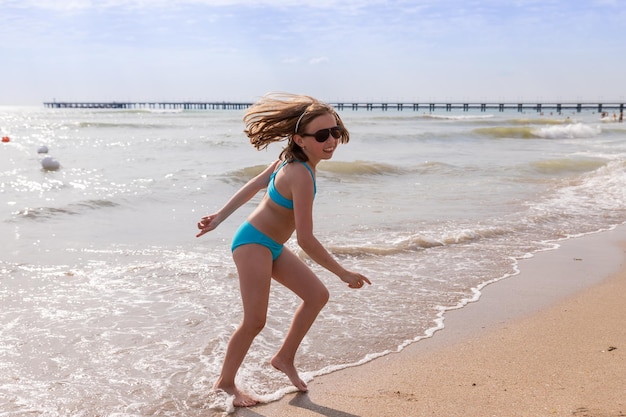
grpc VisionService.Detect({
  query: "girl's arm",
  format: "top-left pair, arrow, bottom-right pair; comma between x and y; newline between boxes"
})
196,160 -> 280,238
291,167 -> 371,288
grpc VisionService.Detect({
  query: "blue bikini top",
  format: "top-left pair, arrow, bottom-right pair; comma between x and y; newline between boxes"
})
267,160 -> 316,209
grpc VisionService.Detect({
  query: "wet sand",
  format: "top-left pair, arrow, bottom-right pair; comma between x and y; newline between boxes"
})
236,226 -> 626,417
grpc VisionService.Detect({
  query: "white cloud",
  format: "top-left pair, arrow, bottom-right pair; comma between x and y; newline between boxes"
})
281,57 -> 301,64
309,57 -> 329,65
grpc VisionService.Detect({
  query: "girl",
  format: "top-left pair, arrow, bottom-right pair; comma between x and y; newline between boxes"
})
196,93 -> 371,407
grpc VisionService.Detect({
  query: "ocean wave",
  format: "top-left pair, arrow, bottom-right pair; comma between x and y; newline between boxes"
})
355,113 -> 496,123
228,161 -> 407,182
325,226 -> 512,257
533,123 -> 602,139
527,159 -> 626,232
70,121 -> 169,129
474,126 -> 537,138
11,199 -> 119,221
508,118 -> 570,125
412,161 -> 460,175
132,108 -> 184,114
326,237 -> 442,257
474,123 -> 602,139
529,157 -> 608,175
420,114 -> 496,121
319,160 -> 407,176
227,164 -> 267,182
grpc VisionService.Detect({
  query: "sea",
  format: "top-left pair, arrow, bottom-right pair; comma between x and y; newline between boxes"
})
1,104 -> 625,416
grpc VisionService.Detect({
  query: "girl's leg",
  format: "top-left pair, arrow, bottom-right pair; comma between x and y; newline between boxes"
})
269,248 -> 330,391
214,244 -> 272,407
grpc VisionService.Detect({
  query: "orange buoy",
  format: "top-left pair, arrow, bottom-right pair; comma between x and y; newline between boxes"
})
1,136 -> 10,143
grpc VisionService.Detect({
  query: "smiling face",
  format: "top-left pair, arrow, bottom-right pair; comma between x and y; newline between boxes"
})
295,112 -> 340,165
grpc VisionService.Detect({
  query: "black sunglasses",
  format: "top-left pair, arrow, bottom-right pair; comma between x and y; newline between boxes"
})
300,126 -> 342,143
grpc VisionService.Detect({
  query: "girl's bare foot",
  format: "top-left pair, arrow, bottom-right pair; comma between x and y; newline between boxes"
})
213,381 -> 258,407
270,356 -> 308,392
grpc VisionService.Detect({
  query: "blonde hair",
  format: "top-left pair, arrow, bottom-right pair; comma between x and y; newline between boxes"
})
243,92 -> 350,161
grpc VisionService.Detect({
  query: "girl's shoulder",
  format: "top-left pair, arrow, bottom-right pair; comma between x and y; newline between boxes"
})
282,160 -> 316,194
280,159 -> 313,175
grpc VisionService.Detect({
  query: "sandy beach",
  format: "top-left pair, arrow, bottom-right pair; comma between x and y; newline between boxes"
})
236,227 -> 626,417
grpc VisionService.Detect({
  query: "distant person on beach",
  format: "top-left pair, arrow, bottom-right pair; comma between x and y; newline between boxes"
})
196,93 -> 371,407
620,110 -> 623,123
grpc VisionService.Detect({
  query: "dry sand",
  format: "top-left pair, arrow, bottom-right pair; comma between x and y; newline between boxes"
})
235,227 -> 626,417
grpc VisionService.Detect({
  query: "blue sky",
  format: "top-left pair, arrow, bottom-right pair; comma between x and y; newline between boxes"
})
1,0 -> 624,105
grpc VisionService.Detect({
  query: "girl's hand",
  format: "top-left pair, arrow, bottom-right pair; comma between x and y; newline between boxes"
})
196,214 -> 220,238
341,271 -> 372,289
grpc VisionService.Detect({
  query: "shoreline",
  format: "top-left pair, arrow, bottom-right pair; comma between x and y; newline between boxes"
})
236,226 -> 626,417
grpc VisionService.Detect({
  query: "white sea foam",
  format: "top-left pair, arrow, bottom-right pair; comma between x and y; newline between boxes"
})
532,122 -> 601,139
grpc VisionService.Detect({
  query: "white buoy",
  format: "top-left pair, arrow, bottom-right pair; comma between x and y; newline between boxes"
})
41,156 -> 60,171
37,145 -> 49,154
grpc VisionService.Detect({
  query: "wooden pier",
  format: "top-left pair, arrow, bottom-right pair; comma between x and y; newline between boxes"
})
43,101 -> 252,110
43,101 -> 625,113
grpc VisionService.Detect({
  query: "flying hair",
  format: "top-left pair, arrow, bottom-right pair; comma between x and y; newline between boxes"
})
243,92 -> 349,162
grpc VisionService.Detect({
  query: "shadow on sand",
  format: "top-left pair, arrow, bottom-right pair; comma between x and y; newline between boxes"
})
235,392 -> 361,417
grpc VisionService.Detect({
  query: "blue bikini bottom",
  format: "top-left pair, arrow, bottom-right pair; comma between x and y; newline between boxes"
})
231,221 -> 284,261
